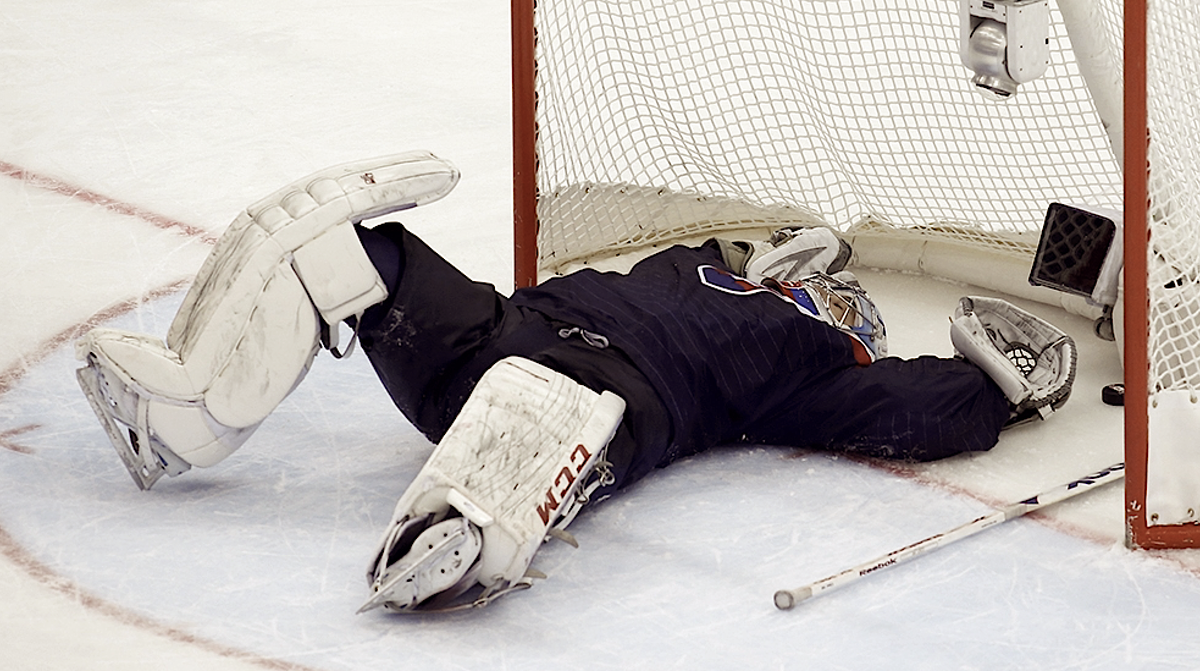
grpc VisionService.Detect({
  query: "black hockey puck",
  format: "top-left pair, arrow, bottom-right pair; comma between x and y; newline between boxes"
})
1102,383 -> 1124,406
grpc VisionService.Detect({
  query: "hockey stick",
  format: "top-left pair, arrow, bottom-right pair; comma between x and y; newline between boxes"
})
773,462 -> 1125,610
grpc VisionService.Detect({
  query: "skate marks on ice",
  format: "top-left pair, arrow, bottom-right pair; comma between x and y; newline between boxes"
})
1,292 -> 1199,669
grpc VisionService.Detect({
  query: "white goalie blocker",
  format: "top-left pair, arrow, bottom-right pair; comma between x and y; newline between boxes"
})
743,226 -> 852,285
75,151 -> 460,489
950,295 -> 1077,424
359,357 -> 625,614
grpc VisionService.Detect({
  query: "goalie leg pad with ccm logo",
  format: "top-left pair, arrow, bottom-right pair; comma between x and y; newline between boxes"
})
360,357 -> 625,614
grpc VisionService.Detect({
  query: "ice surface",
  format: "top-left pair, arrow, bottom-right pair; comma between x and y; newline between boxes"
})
6,302 -> 1200,670
3,1 -> 1200,669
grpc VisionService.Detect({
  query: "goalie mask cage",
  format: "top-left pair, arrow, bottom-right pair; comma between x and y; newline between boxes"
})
511,0 -> 1200,550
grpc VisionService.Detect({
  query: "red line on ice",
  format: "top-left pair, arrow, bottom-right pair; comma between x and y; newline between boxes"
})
0,280 -> 194,397
0,162 -> 319,669
0,160 -> 219,245
0,424 -> 39,455
0,523 -> 325,671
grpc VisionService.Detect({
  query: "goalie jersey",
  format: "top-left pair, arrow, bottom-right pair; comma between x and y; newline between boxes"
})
510,244 -> 867,456
357,225 -> 1009,497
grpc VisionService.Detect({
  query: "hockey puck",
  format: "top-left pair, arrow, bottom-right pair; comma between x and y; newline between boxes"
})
1102,383 -> 1124,406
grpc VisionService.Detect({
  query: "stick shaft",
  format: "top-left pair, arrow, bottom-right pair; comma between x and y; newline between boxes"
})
773,463 -> 1125,610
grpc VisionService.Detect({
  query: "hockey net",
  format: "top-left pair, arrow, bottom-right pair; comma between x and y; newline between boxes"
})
512,0 -> 1200,548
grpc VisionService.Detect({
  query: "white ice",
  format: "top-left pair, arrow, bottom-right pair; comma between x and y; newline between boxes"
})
2,2 -> 1200,670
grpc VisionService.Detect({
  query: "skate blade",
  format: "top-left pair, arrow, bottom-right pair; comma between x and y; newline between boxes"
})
75,365 -> 163,491
368,577 -> 536,615
357,525 -> 470,614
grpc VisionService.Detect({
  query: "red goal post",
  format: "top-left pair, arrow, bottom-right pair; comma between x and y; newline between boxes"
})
511,0 -> 1200,549
1123,0 -> 1200,549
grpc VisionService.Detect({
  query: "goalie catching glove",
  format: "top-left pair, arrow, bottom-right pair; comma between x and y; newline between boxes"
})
74,151 -> 459,489
359,357 -> 625,614
949,296 -> 1076,426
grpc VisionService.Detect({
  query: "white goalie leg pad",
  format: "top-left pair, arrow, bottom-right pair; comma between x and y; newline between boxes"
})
360,357 -> 626,613
75,151 -> 460,489
949,296 -> 1077,421
170,150 -> 459,348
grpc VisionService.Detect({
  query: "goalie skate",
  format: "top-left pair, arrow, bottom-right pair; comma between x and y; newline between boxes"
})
76,355 -> 194,489
360,357 -> 625,614
357,517 -> 483,613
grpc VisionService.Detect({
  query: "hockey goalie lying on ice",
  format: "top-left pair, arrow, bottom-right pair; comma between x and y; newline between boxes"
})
73,152 -> 1076,613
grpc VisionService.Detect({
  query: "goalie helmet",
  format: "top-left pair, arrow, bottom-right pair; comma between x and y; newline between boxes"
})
768,271 -> 888,362
949,296 -> 1076,426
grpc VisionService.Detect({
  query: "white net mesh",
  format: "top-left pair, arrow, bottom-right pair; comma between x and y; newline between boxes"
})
527,0 -> 1200,540
531,0 -> 1123,278
1146,3 -> 1200,396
